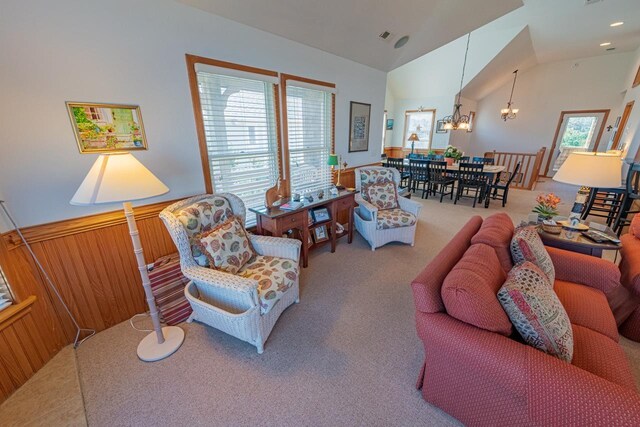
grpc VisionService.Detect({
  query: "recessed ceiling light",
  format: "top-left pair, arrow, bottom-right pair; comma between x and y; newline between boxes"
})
600,42 -> 611,46
610,22 -> 624,27
394,35 -> 409,49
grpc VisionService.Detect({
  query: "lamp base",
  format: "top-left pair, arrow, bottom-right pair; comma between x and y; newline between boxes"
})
137,326 -> 185,362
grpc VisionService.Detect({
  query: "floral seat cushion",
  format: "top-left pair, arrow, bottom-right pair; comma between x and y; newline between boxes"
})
359,169 -> 395,203
376,208 -> 416,230
174,196 -> 234,267
238,255 -> 299,314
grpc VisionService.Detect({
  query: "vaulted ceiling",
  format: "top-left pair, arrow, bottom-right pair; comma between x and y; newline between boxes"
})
175,0 -> 523,71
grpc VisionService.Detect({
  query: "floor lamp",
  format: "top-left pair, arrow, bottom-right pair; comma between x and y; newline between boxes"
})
70,152 -> 185,361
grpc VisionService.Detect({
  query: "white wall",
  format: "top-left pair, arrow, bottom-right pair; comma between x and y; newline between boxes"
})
470,53 -> 632,166
0,0 -> 387,230
618,46 -> 640,163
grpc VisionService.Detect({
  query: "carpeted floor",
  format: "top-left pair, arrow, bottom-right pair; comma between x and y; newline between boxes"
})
4,180 -> 639,426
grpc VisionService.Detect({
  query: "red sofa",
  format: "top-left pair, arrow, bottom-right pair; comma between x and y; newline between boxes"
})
412,213 -> 640,426
619,216 -> 640,341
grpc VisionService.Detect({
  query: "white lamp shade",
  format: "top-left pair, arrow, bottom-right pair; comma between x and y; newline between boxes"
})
553,152 -> 622,188
70,153 -> 169,205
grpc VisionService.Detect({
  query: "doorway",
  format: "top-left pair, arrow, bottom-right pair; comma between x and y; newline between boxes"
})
611,101 -> 634,150
544,109 -> 610,176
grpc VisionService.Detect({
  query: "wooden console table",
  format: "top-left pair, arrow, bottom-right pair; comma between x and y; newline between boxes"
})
249,189 -> 356,268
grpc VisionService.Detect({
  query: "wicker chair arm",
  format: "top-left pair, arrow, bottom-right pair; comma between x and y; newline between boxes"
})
398,196 -> 422,216
248,234 -> 301,262
182,265 -> 259,296
355,195 -> 378,221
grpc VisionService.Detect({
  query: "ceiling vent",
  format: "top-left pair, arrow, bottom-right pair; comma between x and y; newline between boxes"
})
606,47 -> 616,51
379,31 -> 391,40
584,0 -> 603,5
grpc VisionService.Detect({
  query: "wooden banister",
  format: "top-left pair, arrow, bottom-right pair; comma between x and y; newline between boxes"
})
484,147 -> 546,190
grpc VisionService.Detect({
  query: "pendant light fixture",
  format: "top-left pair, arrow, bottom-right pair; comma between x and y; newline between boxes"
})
441,33 -> 471,131
501,69 -> 520,121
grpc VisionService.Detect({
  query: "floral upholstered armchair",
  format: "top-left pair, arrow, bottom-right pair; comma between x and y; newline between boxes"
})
354,167 -> 422,251
160,193 -> 301,353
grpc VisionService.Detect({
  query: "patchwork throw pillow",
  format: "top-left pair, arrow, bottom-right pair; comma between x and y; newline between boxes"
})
198,216 -> 255,274
498,261 -> 573,362
510,226 -> 555,285
366,181 -> 399,210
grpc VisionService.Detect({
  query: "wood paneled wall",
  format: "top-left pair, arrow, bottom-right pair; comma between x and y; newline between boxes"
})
0,199 -> 179,403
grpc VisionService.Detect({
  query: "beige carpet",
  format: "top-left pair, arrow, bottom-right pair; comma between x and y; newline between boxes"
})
62,181 -> 640,425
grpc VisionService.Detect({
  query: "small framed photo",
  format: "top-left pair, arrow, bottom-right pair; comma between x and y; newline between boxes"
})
313,224 -> 329,243
435,120 -> 448,133
348,101 -> 371,152
307,232 -> 315,248
386,118 -> 394,130
308,210 -> 315,225
312,207 -> 331,223
66,102 -> 148,153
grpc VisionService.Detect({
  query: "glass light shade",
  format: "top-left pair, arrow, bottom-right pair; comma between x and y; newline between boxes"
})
458,122 -> 469,130
501,108 -> 510,114
327,154 -> 339,166
70,153 -> 169,205
512,108 -> 519,114
443,122 -> 453,130
553,152 -> 622,188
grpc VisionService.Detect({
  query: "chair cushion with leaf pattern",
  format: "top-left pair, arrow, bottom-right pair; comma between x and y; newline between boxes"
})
367,182 -> 399,210
198,216 -> 255,274
376,208 -> 417,230
359,169 -> 395,202
238,255 -> 299,314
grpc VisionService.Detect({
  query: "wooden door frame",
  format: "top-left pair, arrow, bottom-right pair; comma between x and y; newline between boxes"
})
543,109 -> 610,176
611,101 -> 635,150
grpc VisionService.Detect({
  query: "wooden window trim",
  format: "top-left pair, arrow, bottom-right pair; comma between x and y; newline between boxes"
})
280,73 -> 336,195
185,54 -> 283,193
402,109 -> 436,152
633,65 -> 640,89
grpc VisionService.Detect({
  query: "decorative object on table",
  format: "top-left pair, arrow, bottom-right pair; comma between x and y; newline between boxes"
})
443,145 -> 463,166
148,253 -> 192,325
313,224 -> 329,242
500,70 -> 520,122
330,185 -> 339,196
71,152 -> 184,362
66,102 -> 147,153
318,190 -> 325,199
306,194 -> 314,203
553,152 -> 622,227
328,154 -> 346,189
435,120 -> 448,133
556,220 -> 590,231
265,178 -> 286,209
532,193 -> 560,221
440,33 -> 472,131
466,111 -> 476,132
312,207 -> 331,223
408,133 -> 419,155
348,101 -> 371,152
540,219 -> 562,234
280,200 -> 304,211
292,193 -> 301,202
386,118 -> 394,130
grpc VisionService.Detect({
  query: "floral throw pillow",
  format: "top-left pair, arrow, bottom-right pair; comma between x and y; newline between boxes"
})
366,182 -> 399,210
510,226 -> 555,285
198,217 -> 255,274
498,261 -> 573,362
359,169 -> 394,202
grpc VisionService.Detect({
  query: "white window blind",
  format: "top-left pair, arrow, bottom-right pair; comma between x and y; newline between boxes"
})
196,70 -> 280,226
404,110 -> 435,150
0,267 -> 13,312
286,85 -> 333,194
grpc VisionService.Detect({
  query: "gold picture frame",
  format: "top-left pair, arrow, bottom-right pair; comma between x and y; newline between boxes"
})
66,102 -> 148,153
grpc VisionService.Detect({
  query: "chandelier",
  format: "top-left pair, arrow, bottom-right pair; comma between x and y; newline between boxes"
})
501,69 -> 520,121
442,33 -> 471,131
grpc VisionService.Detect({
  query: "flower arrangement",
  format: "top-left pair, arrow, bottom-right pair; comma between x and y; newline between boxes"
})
532,193 -> 561,219
443,145 -> 462,160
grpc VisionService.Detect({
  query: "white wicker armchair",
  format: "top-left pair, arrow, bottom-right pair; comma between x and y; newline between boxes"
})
354,166 -> 422,251
160,193 -> 301,353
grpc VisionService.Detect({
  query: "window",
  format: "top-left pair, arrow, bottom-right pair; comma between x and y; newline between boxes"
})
283,77 -> 335,194
189,57 -> 281,226
0,266 -> 14,312
403,109 -> 436,150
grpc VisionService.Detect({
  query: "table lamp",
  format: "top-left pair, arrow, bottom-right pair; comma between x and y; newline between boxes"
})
408,133 -> 419,155
553,152 -> 622,227
328,153 -> 344,189
70,152 -> 185,361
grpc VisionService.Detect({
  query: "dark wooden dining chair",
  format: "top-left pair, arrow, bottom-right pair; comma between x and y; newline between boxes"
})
427,161 -> 456,202
486,162 -> 521,208
581,187 -> 626,227
613,163 -> 640,235
472,156 -> 495,165
409,159 -> 429,195
459,156 -> 470,162
455,162 -> 487,208
385,157 -> 410,188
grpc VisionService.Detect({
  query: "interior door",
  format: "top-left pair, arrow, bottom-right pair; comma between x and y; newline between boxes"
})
547,112 -> 607,175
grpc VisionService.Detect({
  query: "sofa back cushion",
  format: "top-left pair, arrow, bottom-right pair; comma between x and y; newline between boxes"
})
411,216 -> 483,313
470,212 -> 514,272
441,243 -> 512,336
511,226 -> 555,285
630,214 -> 640,238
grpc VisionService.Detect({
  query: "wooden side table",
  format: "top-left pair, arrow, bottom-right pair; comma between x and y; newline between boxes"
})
535,222 -> 621,257
250,189 -> 356,268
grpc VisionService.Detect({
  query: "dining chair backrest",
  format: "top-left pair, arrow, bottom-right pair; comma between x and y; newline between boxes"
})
625,162 -> 640,197
459,156 -> 470,162
408,153 -> 425,160
433,154 -> 445,160
428,160 -> 448,182
458,162 -> 485,184
472,156 -> 494,165
409,158 -> 429,179
386,157 -> 404,172
497,162 -> 521,186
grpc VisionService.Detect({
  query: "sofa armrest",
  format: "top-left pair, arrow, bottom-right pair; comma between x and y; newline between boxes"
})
620,234 -> 640,296
418,313 -> 640,426
546,246 -> 620,296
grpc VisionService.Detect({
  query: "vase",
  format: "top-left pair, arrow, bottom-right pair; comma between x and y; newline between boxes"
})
445,157 -> 454,166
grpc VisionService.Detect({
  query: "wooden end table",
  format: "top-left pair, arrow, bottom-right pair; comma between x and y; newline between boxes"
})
534,221 -> 621,257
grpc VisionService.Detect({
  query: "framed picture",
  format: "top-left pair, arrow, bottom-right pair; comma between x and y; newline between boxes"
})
312,207 -> 331,223
307,232 -> 315,248
307,210 -> 315,225
349,101 -> 371,152
466,111 -> 476,133
313,224 -> 329,243
435,120 -> 448,134
66,102 -> 148,153
386,118 -> 394,130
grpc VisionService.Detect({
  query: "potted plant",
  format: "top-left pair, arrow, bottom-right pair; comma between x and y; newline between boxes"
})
443,145 -> 462,166
532,193 -> 561,221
